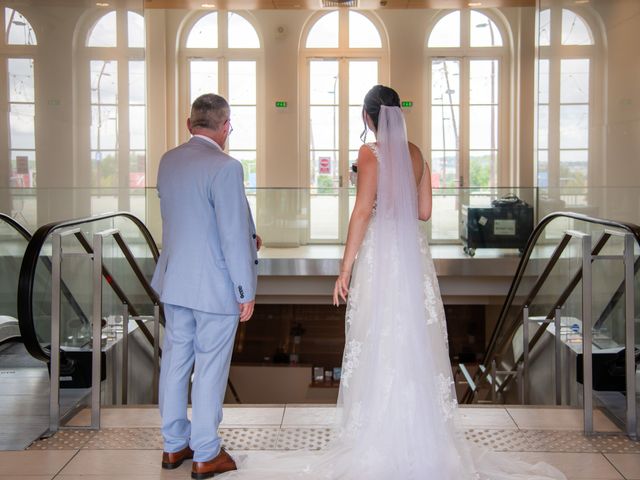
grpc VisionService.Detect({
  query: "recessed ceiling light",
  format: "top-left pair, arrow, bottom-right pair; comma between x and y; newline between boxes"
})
201,3 -> 216,6
468,2 -> 482,6
96,2 -> 110,6
574,0 -> 589,3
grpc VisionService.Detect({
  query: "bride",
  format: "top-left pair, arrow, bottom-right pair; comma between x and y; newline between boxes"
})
218,85 -> 566,479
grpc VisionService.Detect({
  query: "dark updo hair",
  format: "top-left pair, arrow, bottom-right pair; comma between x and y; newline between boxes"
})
360,85 -> 401,142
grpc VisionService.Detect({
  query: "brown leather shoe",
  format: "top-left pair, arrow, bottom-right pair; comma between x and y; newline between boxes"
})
162,445 -> 194,469
191,448 -> 237,479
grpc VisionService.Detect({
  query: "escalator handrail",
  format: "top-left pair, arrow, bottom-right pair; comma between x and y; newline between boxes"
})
468,211 -> 640,402
17,211 -> 160,362
0,213 -> 31,241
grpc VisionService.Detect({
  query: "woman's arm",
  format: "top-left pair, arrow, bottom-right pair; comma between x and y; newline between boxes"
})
411,143 -> 432,221
333,144 -> 377,306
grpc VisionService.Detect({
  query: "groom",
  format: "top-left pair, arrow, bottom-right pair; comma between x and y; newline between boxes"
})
151,93 -> 259,479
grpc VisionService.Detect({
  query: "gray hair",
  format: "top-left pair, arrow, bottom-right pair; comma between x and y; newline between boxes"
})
190,94 -> 230,131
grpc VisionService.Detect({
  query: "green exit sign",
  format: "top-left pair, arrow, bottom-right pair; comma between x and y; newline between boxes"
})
275,101 -> 288,108
401,101 -> 413,108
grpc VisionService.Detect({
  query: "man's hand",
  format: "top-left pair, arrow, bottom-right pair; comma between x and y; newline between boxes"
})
239,300 -> 255,322
256,234 -> 263,251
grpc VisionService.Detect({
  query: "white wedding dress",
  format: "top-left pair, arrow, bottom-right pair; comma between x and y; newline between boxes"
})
219,107 -> 566,480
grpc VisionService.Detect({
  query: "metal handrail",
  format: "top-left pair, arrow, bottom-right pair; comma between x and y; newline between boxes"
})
17,212 -> 160,362
0,212 -> 31,241
462,212 -> 640,404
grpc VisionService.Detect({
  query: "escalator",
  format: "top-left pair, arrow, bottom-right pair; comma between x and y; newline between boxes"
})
17,212 -> 163,410
459,212 -> 640,438
0,213 -> 31,345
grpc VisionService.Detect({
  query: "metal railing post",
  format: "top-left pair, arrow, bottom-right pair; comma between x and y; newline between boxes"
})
522,306 -> 529,404
122,303 -> 129,405
153,304 -> 161,404
91,233 -> 103,430
582,234 -> 594,435
555,307 -> 563,406
49,232 -> 62,433
624,233 -> 637,439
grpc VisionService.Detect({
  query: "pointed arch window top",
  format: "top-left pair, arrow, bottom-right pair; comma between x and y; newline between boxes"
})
187,12 -> 218,49
562,9 -> 593,45
5,8 -> 37,45
228,13 -> 259,48
306,11 -> 339,48
88,11 -> 117,47
128,11 -> 145,48
470,11 -> 503,47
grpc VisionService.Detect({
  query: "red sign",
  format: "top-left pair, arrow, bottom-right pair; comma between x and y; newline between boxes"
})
16,156 -> 29,175
319,157 -> 331,174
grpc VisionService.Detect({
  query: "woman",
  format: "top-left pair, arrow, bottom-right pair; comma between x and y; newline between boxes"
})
220,85 -> 566,479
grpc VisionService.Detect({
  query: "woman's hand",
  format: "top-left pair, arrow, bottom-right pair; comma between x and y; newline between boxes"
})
333,270 -> 351,306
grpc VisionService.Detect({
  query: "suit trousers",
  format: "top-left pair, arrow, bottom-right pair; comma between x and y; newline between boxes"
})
159,303 -> 239,462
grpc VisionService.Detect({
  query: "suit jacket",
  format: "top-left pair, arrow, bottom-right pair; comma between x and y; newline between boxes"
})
151,136 -> 258,315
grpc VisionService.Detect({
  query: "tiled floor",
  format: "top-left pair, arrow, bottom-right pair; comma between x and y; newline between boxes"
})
0,405 -> 636,479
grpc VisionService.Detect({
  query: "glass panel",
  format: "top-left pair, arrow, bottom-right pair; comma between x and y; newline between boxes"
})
310,150 -> 338,187
90,60 -> 118,104
129,106 -> 146,150
469,106 -> 498,150
127,11 -> 145,48
537,149 -> 549,187
560,105 -> 589,149
228,106 -> 256,150
5,8 -> 37,45
431,150 -> 459,188
228,61 -> 256,105
229,150 -> 257,187
561,58 -> 590,104
349,61 -> 378,104
8,58 -> 34,102
9,150 -> 35,187
228,13 -> 260,48
348,11 -> 381,48
9,103 -> 35,150
539,9 -> 551,46
129,60 -> 145,105
129,151 -> 146,187
431,59 -> 460,104
91,150 -> 118,187
310,190 -> 339,239
310,60 -> 339,105
470,11 -> 503,47
431,105 -> 459,151
187,12 -> 218,48
306,11 -> 339,48
310,106 -> 339,150
469,60 -> 499,104
349,106 -> 367,150
538,104 -> 549,150
559,150 -> 588,187
562,9 -> 593,45
431,194 -> 458,239
190,60 -> 218,103
0,215 -> 30,321
87,11 -> 117,47
428,11 -> 460,48
469,150 -> 497,188
538,58 -> 550,104
91,105 -> 118,150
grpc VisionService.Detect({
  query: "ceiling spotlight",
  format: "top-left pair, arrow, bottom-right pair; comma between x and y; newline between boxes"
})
468,2 -> 482,6
201,3 -> 216,6
96,2 -> 110,6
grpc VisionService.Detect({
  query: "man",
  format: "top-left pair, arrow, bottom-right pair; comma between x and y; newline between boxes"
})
151,93 -> 259,479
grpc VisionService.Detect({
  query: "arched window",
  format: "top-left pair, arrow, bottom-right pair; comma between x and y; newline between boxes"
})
180,11 -> 261,188
537,8 -> 596,193
426,9 -> 509,241
1,8 -> 37,195
83,9 -> 146,213
301,10 -> 388,242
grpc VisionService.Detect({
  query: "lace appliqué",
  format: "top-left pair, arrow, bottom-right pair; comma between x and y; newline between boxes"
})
436,373 -> 458,421
341,339 -> 363,388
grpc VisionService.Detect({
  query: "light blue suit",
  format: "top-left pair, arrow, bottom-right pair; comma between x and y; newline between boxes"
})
151,136 -> 258,462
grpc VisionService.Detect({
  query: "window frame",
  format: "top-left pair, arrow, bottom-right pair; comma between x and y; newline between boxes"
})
299,9 -> 389,244
178,10 -> 264,187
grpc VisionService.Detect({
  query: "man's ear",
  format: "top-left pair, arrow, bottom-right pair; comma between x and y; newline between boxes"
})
186,117 -> 192,134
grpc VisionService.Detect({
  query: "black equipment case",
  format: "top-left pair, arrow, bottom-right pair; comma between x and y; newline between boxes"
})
460,195 -> 534,256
